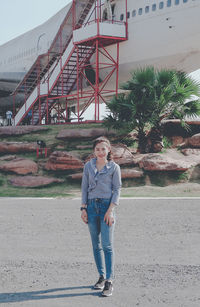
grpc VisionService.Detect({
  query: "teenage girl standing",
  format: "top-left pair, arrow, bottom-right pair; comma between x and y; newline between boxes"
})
81,136 -> 121,297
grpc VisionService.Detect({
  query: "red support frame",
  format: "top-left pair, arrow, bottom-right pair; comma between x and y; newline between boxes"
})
53,0 -> 128,123
76,45 -> 80,122
12,0 -> 127,126
71,38 -> 122,122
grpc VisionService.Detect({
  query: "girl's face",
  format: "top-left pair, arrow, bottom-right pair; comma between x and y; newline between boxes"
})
94,142 -> 110,161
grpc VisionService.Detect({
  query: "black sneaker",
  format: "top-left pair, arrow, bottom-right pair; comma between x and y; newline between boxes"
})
93,276 -> 105,290
102,281 -> 113,297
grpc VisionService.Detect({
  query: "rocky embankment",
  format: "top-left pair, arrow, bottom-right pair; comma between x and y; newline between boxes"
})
0,125 -> 200,188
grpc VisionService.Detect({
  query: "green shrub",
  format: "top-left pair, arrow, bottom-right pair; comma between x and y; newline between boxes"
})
0,177 -> 4,186
163,136 -> 172,148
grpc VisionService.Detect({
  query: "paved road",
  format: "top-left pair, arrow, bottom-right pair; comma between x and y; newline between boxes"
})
0,198 -> 200,307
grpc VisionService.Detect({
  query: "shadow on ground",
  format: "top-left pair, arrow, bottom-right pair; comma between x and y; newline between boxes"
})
0,286 -> 101,303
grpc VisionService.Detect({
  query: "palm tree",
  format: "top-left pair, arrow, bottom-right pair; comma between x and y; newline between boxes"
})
104,67 -> 200,153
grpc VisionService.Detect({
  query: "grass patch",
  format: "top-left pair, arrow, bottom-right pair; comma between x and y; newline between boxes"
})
122,177 -> 145,187
121,183 -> 200,197
163,136 -> 173,149
145,170 -> 189,187
177,171 -> 190,182
0,176 -> 4,187
0,177 -> 81,197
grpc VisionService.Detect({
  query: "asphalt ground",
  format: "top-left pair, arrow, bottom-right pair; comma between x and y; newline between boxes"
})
0,198 -> 200,307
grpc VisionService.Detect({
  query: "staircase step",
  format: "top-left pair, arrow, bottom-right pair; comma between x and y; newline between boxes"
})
14,0 -> 97,125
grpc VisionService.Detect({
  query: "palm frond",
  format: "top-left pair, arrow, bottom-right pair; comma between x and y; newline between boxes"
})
103,66 -> 200,151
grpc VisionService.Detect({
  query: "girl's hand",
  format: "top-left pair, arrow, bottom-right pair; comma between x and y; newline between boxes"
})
81,209 -> 88,224
104,209 -> 114,227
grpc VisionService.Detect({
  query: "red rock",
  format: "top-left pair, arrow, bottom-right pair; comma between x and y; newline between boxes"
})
57,128 -> 116,140
68,168 -> 144,180
45,151 -> 84,171
163,119 -> 200,125
76,145 -> 93,149
111,144 -> 134,165
0,158 -> 38,175
181,148 -> 200,156
0,155 -> 16,161
132,154 -> 146,165
0,126 -> 49,136
187,133 -> 200,147
85,143 -> 134,166
170,136 -> 184,148
9,176 -> 64,187
139,153 -> 193,171
68,173 -> 83,180
0,142 -> 37,154
121,168 -> 144,179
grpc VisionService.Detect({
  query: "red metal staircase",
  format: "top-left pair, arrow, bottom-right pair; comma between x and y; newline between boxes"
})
12,0 -> 127,126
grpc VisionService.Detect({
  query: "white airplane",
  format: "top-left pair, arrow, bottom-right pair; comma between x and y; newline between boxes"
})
0,3 -> 71,114
0,0 -> 200,122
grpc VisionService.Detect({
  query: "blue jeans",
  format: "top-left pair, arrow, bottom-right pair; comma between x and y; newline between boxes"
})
87,198 -> 115,280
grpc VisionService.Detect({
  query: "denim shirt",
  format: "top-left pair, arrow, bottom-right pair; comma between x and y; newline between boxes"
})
81,158 -> 121,206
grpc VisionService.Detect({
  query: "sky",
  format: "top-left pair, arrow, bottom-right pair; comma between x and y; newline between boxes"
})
0,0 -> 71,46
0,0 -> 199,79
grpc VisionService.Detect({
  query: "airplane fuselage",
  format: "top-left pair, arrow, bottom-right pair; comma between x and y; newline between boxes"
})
0,0 -> 200,115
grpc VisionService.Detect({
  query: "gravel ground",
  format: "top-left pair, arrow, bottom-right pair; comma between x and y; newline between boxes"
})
0,198 -> 200,307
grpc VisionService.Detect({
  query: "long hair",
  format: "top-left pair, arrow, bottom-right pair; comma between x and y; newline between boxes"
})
93,136 -> 112,161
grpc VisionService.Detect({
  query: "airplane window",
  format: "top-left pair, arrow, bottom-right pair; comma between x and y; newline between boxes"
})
159,2 -> 164,9
138,8 -> 143,15
132,10 -> 136,17
145,6 -> 150,13
175,0 -> 180,4
152,4 -> 156,11
120,13 -> 124,21
167,0 -> 172,6
127,11 -> 130,18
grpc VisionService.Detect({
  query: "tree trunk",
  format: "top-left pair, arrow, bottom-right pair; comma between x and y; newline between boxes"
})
138,130 -> 148,153
146,125 -> 164,153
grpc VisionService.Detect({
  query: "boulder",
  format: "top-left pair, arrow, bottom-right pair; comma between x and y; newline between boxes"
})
111,144 -> 135,165
169,136 -> 185,148
0,126 -> 49,136
181,148 -> 200,156
85,143 -> 134,166
121,168 -> 144,179
190,165 -> 200,181
139,153 -> 194,171
68,173 -> 83,180
9,176 -> 64,187
68,168 -> 144,180
132,153 -> 146,165
162,119 -> 200,137
0,155 -> 16,161
128,147 -> 138,155
76,145 -> 93,150
0,142 -> 37,154
45,151 -> 84,171
57,128 -> 116,140
187,133 -> 200,148
0,158 -> 38,175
